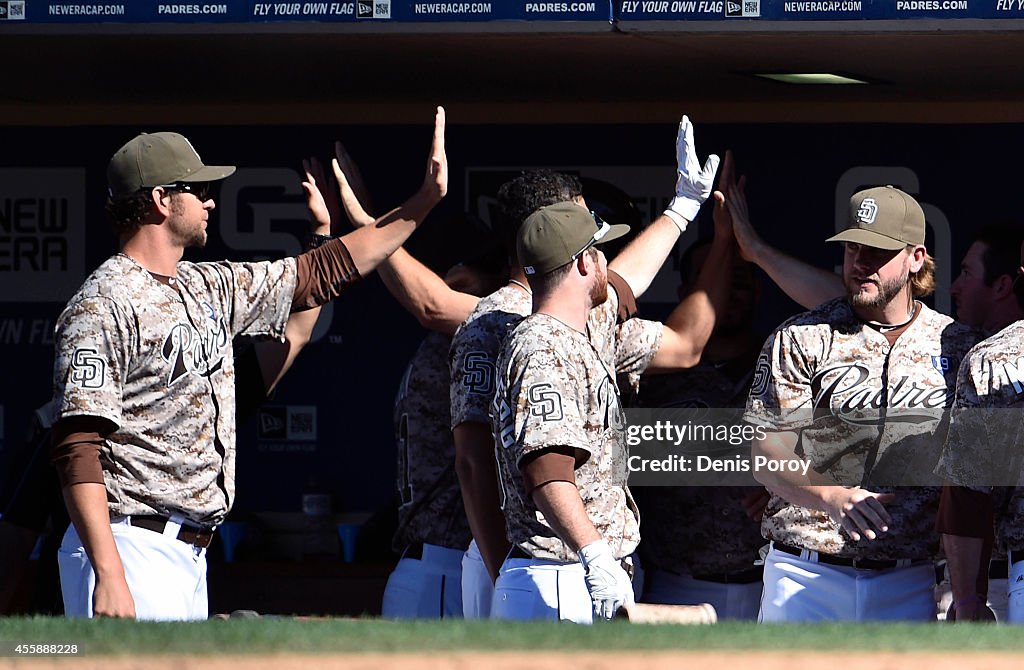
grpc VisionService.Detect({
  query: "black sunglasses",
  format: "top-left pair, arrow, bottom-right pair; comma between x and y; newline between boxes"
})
160,182 -> 212,201
570,211 -> 613,262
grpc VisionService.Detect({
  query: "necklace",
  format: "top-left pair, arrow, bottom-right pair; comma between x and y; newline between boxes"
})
509,279 -> 532,295
870,302 -> 917,332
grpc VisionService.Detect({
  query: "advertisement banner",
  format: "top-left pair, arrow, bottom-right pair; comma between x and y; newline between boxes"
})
615,0 -> 1024,21
0,0 -> 613,23
0,169 -> 87,303
248,0 -> 613,22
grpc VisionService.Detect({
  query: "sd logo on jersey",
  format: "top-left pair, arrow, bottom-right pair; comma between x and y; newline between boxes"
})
750,353 -> 772,397
70,348 -> 107,389
527,383 -> 564,422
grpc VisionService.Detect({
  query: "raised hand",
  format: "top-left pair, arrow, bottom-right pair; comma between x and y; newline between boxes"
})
421,105 -> 447,203
300,157 -> 333,236
664,114 -> 720,229
711,149 -> 735,239
726,177 -> 765,263
332,144 -> 376,229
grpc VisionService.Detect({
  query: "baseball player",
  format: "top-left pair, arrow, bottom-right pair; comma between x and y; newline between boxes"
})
489,163 -> 740,623
454,122 -> 731,622
636,239 -> 768,620
381,251 -> 508,619
1,160 -> 338,616
730,191 -> 1024,617
744,186 -> 981,622
51,109 -> 447,620
326,144 -> 510,618
935,236 -> 1024,622
936,320 -> 1024,622
382,332 -> 470,617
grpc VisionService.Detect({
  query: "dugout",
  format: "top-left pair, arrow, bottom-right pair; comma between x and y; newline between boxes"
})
1,2 -> 1022,613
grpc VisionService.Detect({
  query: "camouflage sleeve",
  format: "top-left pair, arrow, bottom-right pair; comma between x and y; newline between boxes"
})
936,348 -> 996,492
199,258 -> 298,340
587,284 -> 621,349
615,317 -> 662,378
743,326 -> 815,429
506,344 -> 593,471
449,318 -> 500,429
52,296 -> 132,428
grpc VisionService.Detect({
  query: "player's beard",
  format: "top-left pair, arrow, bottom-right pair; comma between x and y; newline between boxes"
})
590,262 -> 608,305
848,272 -> 909,310
168,195 -> 208,249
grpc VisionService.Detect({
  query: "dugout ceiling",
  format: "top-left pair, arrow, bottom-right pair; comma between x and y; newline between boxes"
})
2,22 -> 1024,123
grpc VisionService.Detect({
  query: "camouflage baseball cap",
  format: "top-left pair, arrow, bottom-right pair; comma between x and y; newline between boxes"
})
518,201 -> 630,276
107,132 -> 236,198
826,186 -> 925,251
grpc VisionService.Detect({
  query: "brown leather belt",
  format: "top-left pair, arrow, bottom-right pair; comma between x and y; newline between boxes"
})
405,542 -> 424,560
129,515 -> 215,549
774,542 -> 925,571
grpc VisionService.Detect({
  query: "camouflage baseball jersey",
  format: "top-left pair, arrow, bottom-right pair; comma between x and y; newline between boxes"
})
492,297 -> 661,562
937,319 -> 1024,551
744,297 -> 981,559
393,332 -> 473,551
451,283 -> 661,430
52,253 -> 297,526
637,356 -> 766,575
450,285 -> 532,429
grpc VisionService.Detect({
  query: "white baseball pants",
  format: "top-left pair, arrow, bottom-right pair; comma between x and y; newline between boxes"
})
58,517 -> 208,621
461,539 -> 493,619
760,543 -> 936,622
381,543 -> 464,618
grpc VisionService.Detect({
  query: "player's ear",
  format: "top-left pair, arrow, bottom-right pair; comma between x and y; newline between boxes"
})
907,244 -> 926,273
151,186 -> 173,217
576,252 -> 590,277
993,273 -> 1015,297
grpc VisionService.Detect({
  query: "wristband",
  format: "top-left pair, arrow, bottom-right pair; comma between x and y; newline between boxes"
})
306,233 -> 335,251
662,207 -> 689,234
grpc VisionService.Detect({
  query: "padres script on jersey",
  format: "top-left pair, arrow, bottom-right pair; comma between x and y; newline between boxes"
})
638,360 -> 765,575
491,289 -> 661,562
53,254 -> 297,526
393,332 -> 472,551
745,297 -> 980,559
938,319 -> 1024,550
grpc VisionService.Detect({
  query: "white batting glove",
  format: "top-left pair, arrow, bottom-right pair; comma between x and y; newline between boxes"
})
578,540 -> 633,621
663,115 -> 720,232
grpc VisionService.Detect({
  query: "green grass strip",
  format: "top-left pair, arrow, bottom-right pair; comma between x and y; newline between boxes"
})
3,617 -> 1024,655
